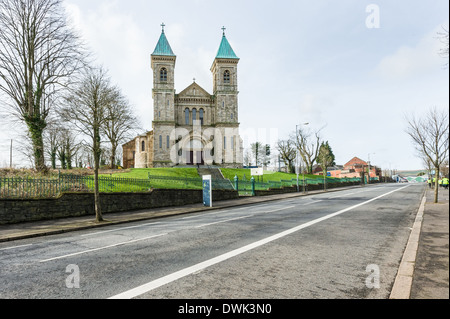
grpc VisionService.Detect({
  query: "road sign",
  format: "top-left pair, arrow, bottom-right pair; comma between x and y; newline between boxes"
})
251,168 -> 264,176
202,175 -> 212,207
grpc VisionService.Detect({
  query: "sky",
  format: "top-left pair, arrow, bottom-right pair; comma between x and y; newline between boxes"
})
0,0 -> 448,171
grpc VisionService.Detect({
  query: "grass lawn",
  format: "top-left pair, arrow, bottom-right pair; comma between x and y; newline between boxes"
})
220,168 -> 323,183
99,168 -> 202,190
102,168 -> 200,179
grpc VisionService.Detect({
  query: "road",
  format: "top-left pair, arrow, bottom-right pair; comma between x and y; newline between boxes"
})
0,183 -> 424,299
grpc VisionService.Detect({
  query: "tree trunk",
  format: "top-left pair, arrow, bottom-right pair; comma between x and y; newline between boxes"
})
25,116 -> 47,171
51,148 -> 57,169
94,165 -> 103,222
66,144 -> 73,170
110,142 -> 117,169
94,127 -> 103,222
434,168 -> 440,204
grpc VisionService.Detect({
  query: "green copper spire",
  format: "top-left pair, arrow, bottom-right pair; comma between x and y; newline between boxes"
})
215,27 -> 239,59
152,23 -> 176,57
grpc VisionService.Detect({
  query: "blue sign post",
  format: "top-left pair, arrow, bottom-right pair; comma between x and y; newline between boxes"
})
203,175 -> 212,207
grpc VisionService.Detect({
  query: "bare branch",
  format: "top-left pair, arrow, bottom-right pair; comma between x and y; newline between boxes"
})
0,0 -> 87,170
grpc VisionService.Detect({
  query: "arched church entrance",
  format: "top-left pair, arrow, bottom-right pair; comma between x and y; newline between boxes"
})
186,138 -> 204,166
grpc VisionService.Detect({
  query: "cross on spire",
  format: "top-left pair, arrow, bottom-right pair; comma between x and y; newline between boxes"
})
161,23 -> 166,33
222,26 -> 226,36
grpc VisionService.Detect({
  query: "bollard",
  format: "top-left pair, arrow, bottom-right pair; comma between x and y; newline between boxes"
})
234,175 -> 239,192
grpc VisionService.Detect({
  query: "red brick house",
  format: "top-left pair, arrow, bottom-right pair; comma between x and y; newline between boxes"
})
315,156 -> 381,181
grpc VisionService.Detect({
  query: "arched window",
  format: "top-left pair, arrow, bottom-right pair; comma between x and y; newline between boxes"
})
141,141 -> 145,152
192,108 -> 197,123
199,109 -> 204,125
224,70 -> 231,84
160,68 -> 168,82
159,135 -> 162,149
185,108 -> 190,125
166,135 -> 170,149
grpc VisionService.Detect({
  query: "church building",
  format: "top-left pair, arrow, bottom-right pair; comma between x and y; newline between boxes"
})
122,25 -> 244,169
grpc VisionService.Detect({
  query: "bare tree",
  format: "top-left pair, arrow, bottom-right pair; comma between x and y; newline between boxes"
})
251,142 -> 264,167
102,90 -> 139,169
57,127 -> 79,169
293,126 -> 324,174
60,67 -> 116,222
243,148 -> 252,167
405,107 -> 449,203
276,138 -> 296,174
0,0 -> 86,171
44,122 -> 60,169
437,26 -> 449,67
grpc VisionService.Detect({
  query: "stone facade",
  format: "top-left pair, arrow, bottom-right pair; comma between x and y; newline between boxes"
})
123,26 -> 243,169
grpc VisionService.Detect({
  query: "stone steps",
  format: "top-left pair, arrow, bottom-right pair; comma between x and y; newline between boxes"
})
197,167 -> 234,190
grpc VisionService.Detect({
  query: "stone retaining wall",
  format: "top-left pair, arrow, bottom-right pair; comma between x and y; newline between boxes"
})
0,189 -> 239,225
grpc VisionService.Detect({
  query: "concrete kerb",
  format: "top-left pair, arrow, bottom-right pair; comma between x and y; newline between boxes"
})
0,184 -> 365,243
389,188 -> 427,299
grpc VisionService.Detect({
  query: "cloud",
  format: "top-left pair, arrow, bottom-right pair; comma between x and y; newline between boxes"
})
297,94 -> 334,127
375,25 -> 445,80
71,2 -> 147,74
63,1 -> 153,128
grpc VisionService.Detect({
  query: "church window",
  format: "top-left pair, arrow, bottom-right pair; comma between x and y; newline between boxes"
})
160,68 -> 168,82
185,108 -> 190,125
231,113 -> 234,120
167,135 -> 170,149
222,101 -> 225,108
224,70 -> 231,84
159,135 -> 162,149
199,109 -> 204,125
141,141 -> 145,152
192,108 -> 197,123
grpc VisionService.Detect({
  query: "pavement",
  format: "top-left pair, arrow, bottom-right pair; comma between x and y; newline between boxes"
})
0,184 -> 448,299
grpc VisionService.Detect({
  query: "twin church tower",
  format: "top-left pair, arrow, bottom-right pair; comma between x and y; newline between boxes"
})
123,24 -> 243,169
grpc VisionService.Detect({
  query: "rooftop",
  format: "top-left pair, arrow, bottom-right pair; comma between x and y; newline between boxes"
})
152,23 -> 176,57
215,27 -> 239,60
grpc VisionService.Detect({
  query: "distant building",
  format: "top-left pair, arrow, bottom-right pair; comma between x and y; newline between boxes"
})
314,156 -> 381,181
123,25 -> 243,169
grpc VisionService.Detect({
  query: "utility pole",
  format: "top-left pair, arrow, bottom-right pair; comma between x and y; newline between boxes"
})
10,139 -> 12,169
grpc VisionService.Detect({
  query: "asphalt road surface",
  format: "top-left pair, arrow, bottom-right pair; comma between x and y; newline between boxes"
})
0,183 -> 424,300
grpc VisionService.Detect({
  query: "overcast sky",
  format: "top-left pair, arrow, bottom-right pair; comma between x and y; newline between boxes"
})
0,0 -> 448,171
